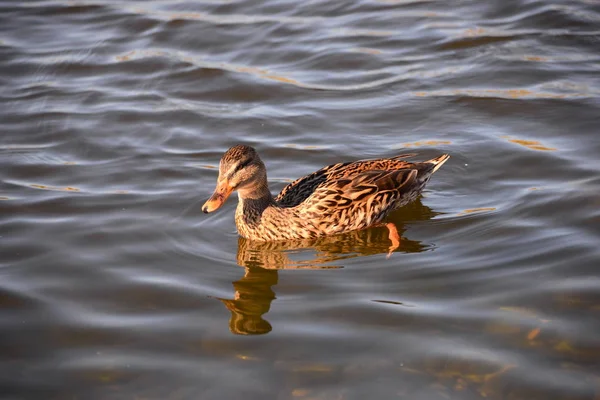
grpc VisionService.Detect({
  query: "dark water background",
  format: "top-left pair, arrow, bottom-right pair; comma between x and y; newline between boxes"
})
1,0 -> 600,399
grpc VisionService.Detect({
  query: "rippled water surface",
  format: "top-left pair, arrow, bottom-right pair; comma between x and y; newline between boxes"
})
2,0 -> 600,399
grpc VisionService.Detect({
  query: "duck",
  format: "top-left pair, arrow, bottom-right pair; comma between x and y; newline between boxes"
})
202,145 -> 449,247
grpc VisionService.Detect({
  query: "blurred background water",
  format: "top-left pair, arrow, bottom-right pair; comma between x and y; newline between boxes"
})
1,0 -> 600,399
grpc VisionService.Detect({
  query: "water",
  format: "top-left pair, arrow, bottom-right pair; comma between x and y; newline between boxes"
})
1,0 -> 600,399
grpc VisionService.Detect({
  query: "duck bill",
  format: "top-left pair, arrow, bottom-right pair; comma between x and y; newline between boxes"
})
202,181 -> 234,213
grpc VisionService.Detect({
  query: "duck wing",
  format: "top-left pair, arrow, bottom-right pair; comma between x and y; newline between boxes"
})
297,168 -> 418,229
275,154 -> 417,208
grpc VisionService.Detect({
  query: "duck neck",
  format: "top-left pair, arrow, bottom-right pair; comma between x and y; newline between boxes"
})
237,182 -> 275,211
235,182 -> 277,235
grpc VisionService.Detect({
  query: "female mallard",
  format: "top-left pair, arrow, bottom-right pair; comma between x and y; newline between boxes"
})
203,145 -> 449,245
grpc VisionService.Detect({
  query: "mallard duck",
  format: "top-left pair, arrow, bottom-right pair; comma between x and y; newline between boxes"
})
203,145 -> 449,245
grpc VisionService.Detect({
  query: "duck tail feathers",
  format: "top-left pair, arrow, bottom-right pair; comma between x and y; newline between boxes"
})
428,154 -> 450,174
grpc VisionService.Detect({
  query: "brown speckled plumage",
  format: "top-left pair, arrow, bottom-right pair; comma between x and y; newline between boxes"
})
202,145 -> 449,241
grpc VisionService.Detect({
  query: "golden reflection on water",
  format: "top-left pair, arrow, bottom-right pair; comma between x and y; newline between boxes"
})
413,88 -> 589,99
350,47 -> 384,55
463,27 -> 487,37
283,144 -> 322,150
457,207 -> 497,216
502,136 -> 557,151
217,200 -> 437,335
397,140 -> 452,148
30,183 -> 80,192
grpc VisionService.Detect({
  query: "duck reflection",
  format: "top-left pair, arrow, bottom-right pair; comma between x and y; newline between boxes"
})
218,267 -> 278,335
217,198 -> 438,335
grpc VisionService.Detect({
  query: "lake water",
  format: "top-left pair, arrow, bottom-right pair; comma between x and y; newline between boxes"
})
1,1 -> 600,399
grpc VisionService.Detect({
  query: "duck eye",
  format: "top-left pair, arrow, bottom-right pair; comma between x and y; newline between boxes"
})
233,158 -> 252,174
